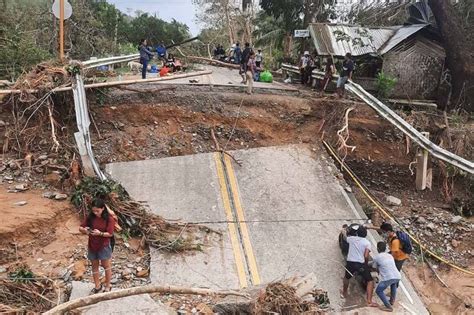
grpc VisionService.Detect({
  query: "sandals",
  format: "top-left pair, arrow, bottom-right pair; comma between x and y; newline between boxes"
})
379,306 -> 394,312
90,284 -> 103,294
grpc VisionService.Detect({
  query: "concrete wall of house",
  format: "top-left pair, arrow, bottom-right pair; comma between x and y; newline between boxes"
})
382,37 -> 445,99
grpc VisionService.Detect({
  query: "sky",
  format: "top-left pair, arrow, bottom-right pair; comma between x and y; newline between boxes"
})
106,0 -> 201,36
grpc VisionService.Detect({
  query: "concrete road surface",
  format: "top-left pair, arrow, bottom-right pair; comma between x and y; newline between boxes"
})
106,145 -> 427,313
121,65 -> 298,92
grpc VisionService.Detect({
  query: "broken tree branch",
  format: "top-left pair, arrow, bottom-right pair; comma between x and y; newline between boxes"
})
0,70 -> 212,95
47,101 -> 60,152
44,285 -> 248,314
114,86 -> 177,94
336,107 -> 356,160
211,128 -> 221,151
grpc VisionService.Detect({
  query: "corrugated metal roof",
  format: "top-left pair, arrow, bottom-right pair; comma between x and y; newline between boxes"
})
379,24 -> 428,55
308,23 -> 429,57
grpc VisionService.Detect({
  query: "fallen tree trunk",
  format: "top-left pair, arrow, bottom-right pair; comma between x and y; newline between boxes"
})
173,44 -> 239,69
0,70 -> 213,95
44,285 -> 248,314
115,86 -> 177,93
185,56 -> 240,69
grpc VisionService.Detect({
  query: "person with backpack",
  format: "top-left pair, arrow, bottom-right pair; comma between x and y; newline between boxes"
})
373,241 -> 402,312
367,222 -> 412,271
380,223 -> 411,271
79,198 -> 117,294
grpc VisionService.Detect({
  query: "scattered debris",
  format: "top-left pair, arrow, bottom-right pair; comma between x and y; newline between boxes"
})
54,193 -> 68,201
385,195 -> 402,206
0,266 -> 58,313
451,215 -> 463,224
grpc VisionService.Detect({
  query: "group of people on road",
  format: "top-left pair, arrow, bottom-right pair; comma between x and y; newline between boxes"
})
341,222 -> 411,312
138,39 -> 185,79
222,42 -> 264,95
297,51 -> 354,97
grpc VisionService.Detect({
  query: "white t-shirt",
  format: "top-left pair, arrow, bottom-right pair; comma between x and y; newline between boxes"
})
373,252 -> 401,281
301,56 -> 308,68
346,236 -> 371,263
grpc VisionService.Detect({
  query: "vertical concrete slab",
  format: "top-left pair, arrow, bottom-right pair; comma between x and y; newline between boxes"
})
106,154 -> 241,290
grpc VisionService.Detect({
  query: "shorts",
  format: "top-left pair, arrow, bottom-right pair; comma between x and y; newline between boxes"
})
345,261 -> 373,281
88,244 -> 112,261
394,259 -> 406,271
337,76 -> 349,88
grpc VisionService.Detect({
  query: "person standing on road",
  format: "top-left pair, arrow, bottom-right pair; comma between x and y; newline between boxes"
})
139,39 -> 154,79
321,58 -> 336,92
255,49 -> 263,68
246,51 -> 259,95
337,52 -> 354,97
240,42 -> 252,84
79,198 -> 116,294
341,225 -> 377,307
234,42 -> 242,64
373,241 -> 402,312
299,51 -> 310,84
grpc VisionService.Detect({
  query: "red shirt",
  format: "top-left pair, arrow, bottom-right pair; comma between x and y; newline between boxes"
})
81,215 -> 115,252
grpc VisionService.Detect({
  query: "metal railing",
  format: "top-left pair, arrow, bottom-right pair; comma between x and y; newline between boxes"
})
83,54 -> 140,69
281,63 -> 474,174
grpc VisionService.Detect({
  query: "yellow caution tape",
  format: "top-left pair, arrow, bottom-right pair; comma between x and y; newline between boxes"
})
322,141 -> 474,276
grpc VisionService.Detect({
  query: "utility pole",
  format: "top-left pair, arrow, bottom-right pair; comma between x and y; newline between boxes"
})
59,0 -> 65,61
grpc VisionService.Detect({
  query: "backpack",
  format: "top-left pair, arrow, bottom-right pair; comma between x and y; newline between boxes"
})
393,231 -> 413,254
105,206 -> 122,252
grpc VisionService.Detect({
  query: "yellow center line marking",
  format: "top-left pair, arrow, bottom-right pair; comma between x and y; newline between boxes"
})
213,152 -> 248,288
224,154 -> 261,285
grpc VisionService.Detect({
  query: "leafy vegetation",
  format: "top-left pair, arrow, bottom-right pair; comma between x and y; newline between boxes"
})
9,266 -> 35,283
0,0 -> 190,80
70,176 -> 128,208
376,71 -> 397,99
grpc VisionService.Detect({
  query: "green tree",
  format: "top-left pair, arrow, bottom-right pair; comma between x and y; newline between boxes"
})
259,0 -> 334,57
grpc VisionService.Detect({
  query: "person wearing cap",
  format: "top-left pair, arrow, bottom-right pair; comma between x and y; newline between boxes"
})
337,52 -> 354,97
299,51 -> 310,84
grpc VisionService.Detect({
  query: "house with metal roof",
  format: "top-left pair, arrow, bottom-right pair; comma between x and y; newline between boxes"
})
307,23 -> 445,99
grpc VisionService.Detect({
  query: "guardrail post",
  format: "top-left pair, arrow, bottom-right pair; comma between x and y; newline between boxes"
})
416,132 -> 430,190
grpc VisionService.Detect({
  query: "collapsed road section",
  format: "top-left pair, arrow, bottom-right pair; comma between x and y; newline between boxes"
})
106,144 -> 428,313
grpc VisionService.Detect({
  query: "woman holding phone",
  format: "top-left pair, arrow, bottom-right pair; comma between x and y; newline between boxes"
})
79,198 -> 116,294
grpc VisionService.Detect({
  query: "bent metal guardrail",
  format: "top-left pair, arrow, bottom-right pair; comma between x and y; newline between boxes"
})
281,63 -> 474,174
83,54 -> 140,69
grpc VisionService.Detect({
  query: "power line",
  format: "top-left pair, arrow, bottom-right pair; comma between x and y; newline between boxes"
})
186,218 -> 369,224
